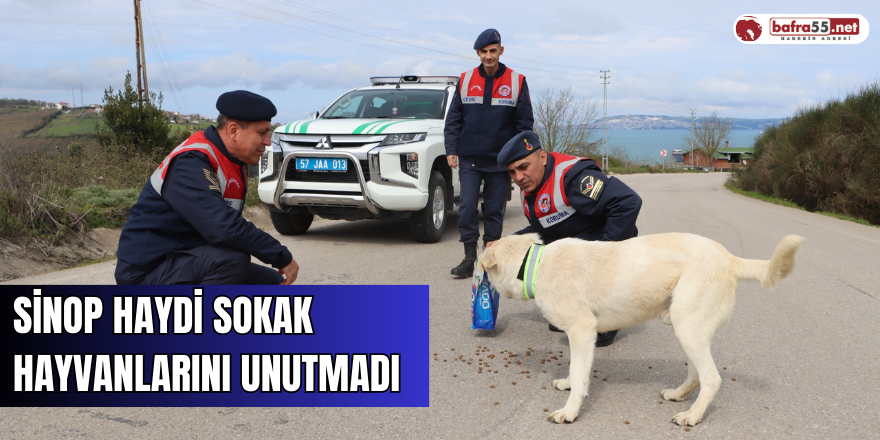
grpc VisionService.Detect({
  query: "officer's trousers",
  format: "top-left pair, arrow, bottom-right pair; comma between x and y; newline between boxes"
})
115,244 -> 284,285
457,160 -> 510,244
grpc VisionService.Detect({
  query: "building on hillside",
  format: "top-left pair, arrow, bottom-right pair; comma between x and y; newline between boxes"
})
681,147 -> 754,171
56,102 -> 68,110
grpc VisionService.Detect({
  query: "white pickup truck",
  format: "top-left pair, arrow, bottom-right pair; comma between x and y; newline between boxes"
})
258,75 -> 508,243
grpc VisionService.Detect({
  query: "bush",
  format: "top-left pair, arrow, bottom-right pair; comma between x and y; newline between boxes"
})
0,136 -> 155,241
734,81 -> 880,225
97,72 -> 189,158
67,142 -> 84,158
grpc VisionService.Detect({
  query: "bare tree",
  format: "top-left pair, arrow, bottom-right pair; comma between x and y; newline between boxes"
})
684,111 -> 733,171
533,86 -> 599,156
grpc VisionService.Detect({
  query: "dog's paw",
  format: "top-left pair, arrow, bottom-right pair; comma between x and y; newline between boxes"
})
547,407 -> 578,424
660,388 -> 686,402
551,378 -> 571,391
671,409 -> 702,426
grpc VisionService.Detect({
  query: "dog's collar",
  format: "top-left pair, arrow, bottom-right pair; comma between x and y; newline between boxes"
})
516,243 -> 545,300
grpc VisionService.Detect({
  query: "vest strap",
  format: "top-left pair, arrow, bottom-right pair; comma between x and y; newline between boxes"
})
519,243 -> 545,300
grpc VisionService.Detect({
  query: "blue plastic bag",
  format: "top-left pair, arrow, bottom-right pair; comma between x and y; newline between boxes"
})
471,260 -> 500,330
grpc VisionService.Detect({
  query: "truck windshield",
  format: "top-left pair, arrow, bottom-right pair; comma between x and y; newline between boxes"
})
322,89 -> 447,119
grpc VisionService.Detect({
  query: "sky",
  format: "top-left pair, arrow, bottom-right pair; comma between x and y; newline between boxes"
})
0,0 -> 876,123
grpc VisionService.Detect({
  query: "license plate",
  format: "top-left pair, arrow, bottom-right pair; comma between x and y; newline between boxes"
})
295,157 -> 348,171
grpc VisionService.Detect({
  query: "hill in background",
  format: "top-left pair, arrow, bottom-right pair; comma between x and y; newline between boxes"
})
593,115 -> 784,130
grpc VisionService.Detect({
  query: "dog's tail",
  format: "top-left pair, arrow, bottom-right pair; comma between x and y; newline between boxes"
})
732,235 -> 805,288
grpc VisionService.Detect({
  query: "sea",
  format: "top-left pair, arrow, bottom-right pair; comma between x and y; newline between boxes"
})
599,129 -> 764,162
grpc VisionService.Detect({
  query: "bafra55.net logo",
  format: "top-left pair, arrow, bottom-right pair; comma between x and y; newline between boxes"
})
734,14 -> 869,44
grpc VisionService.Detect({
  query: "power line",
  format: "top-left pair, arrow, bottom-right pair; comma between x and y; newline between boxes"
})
143,0 -> 190,114
192,0 -> 598,80
188,0 -> 729,118
266,0 -> 601,72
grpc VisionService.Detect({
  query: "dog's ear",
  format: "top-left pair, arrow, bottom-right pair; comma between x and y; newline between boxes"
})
480,247 -> 497,269
527,233 -> 543,245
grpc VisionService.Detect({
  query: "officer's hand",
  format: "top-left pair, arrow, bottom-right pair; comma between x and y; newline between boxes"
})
485,240 -> 497,248
447,155 -> 458,169
278,259 -> 300,285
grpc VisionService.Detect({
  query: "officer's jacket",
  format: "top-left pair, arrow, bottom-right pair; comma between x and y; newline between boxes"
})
517,152 -> 641,244
116,126 -> 292,272
444,63 -> 534,169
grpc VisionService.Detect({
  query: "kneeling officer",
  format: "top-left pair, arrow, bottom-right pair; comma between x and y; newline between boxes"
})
496,131 -> 642,345
115,91 -> 298,285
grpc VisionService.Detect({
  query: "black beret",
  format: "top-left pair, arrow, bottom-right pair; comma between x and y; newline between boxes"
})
498,131 -> 542,167
216,90 -> 277,121
474,28 -> 501,50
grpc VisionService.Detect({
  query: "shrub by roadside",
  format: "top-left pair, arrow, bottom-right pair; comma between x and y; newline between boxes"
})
0,137 -> 156,244
733,81 -> 880,225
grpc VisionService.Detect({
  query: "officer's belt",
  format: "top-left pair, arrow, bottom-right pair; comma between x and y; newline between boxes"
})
516,243 -> 545,300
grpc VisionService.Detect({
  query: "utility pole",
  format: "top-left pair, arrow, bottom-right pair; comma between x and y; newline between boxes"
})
72,88 -> 76,108
133,0 -> 149,106
80,83 -> 84,108
600,70 -> 610,171
689,108 -> 696,167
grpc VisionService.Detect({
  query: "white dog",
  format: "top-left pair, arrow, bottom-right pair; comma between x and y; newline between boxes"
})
479,232 -> 804,426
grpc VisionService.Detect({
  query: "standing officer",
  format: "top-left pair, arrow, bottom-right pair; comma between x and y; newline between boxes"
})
497,131 -> 642,345
445,28 -> 534,278
114,90 -> 299,285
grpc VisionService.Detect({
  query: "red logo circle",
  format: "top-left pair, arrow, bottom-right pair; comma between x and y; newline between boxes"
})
735,16 -> 763,41
538,193 -> 551,213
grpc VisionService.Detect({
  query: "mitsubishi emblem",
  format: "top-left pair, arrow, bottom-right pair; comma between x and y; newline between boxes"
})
315,136 -> 333,149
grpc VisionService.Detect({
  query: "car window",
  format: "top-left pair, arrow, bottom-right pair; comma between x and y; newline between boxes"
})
322,89 -> 447,119
323,94 -> 363,118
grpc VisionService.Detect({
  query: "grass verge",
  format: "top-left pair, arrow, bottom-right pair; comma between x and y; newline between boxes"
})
724,179 -> 875,227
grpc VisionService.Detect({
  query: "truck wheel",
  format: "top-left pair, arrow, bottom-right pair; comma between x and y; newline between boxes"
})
270,210 -> 314,235
409,171 -> 447,243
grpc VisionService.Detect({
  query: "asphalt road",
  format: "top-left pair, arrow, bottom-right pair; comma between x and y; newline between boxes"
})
3,172 -> 879,439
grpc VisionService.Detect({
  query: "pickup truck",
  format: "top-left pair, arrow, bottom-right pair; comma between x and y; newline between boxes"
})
259,75 -> 510,242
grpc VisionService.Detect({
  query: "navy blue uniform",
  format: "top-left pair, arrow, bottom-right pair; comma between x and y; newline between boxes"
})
445,63 -> 534,244
115,126 -> 291,285
517,155 -> 641,244
445,63 -> 534,169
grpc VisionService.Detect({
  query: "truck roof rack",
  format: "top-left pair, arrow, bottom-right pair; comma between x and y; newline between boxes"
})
370,75 -> 459,86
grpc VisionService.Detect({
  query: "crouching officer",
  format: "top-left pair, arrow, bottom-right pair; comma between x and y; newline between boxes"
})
114,90 -> 299,285
495,131 -> 642,346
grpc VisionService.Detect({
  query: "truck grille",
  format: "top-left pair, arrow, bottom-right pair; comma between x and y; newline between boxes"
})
285,159 -> 370,183
282,140 -> 374,149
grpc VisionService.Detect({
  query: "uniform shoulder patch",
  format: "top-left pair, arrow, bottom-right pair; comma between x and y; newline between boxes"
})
578,173 -> 605,201
203,168 -> 221,192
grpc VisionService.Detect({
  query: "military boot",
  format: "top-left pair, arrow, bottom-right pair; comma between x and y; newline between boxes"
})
451,242 -> 478,278
595,330 -> 619,347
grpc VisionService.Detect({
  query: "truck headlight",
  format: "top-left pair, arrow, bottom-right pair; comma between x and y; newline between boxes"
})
260,150 -> 271,174
379,133 -> 426,146
260,143 -> 282,182
400,152 -> 418,179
